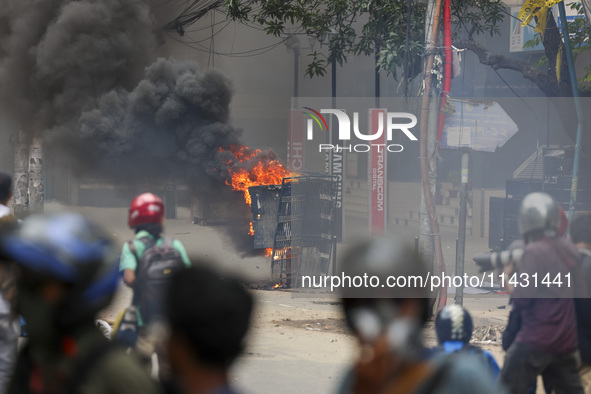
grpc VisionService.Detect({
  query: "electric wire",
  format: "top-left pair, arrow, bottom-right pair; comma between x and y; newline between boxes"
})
165,30 -> 303,57
162,0 -> 224,34
494,4 -> 538,29
180,21 -> 232,44
208,10 -> 215,68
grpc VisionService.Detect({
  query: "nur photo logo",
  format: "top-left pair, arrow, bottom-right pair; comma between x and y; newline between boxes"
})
303,108 -> 419,152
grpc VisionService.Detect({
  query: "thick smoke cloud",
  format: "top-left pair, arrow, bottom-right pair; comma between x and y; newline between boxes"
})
76,57 -> 288,257
0,0 -> 154,135
0,1 -> 283,255
75,58 -> 284,256
0,0 -> 282,185
76,57 -> 285,186
76,58 -> 244,181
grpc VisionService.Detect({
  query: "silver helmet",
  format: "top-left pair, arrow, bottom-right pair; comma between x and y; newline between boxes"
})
339,237 -> 431,360
340,236 -> 429,300
519,192 -> 560,236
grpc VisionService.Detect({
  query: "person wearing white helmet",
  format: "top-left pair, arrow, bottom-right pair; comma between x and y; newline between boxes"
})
500,192 -> 585,394
336,237 -> 502,394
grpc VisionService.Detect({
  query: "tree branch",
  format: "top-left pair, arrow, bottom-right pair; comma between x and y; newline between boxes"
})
454,38 -> 560,96
454,38 -> 590,155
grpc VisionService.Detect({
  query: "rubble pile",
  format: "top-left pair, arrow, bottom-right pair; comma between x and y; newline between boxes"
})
470,325 -> 505,345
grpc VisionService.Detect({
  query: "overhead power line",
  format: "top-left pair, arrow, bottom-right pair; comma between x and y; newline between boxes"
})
162,0 -> 224,36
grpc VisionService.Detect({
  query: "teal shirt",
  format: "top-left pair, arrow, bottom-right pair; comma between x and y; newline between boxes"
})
119,230 -> 191,271
119,230 -> 191,326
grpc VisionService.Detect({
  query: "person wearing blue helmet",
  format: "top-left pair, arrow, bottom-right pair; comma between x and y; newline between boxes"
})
0,213 -> 161,394
432,305 -> 500,379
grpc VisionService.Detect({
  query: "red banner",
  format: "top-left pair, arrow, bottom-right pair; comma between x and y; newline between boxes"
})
287,110 -> 305,173
368,109 -> 387,236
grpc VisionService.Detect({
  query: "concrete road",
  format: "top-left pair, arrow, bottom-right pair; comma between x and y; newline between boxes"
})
43,202 -> 511,393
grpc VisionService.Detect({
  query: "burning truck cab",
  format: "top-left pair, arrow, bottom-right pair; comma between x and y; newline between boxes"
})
249,175 -> 339,288
190,144 -> 340,288
190,168 -> 339,289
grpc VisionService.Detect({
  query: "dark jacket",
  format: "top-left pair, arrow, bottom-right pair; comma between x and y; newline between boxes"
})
512,236 -> 583,354
575,248 -> 591,365
8,326 -> 161,394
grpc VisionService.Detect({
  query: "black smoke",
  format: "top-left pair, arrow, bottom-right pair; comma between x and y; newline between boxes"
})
73,58 -> 286,256
0,0 -> 154,136
75,58 -> 240,181
0,1 -> 284,255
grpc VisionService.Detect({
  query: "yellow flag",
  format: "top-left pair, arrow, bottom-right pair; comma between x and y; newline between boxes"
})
545,0 -> 564,7
519,0 -> 563,31
534,8 -> 549,33
519,0 -> 546,26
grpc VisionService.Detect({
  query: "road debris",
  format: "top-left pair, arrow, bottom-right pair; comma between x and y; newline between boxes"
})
471,324 -> 505,345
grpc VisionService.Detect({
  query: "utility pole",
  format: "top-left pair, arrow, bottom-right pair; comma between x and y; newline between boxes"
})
28,131 -> 44,215
419,97 -> 439,263
557,1 -> 585,225
419,0 -> 447,311
285,35 -> 300,108
455,150 -> 469,306
12,129 -> 45,218
12,130 -> 29,219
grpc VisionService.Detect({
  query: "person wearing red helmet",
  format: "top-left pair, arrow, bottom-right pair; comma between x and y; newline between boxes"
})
128,192 -> 165,227
120,193 -> 191,378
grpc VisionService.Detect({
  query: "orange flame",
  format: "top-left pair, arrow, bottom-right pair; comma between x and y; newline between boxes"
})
219,145 -> 290,254
273,247 -> 291,260
229,145 -> 257,161
224,148 -> 290,206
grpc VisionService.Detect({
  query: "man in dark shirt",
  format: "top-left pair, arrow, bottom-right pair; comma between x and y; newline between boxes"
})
571,213 -> 591,393
164,264 -> 252,394
500,192 -> 584,394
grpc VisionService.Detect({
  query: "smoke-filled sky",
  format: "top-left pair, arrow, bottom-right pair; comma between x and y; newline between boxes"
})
0,0 -> 154,135
0,0 -> 283,185
0,0 -> 289,255
76,57 -> 249,182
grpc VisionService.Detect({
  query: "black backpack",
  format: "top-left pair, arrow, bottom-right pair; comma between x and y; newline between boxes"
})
129,237 -> 186,324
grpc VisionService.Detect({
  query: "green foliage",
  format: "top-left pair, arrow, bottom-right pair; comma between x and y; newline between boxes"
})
450,0 -> 504,39
567,3 -> 591,83
523,33 -> 542,49
224,0 -> 589,87
523,33 -> 548,69
580,85 -> 591,96
224,0 -> 503,82
305,52 -> 328,77
563,2 -> 590,60
522,4 -> 591,84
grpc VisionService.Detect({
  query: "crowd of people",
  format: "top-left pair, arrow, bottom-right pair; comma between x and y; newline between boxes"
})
0,169 -> 590,394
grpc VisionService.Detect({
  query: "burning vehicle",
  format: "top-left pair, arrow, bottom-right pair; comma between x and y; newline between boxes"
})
249,175 -> 339,288
190,143 -> 339,288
